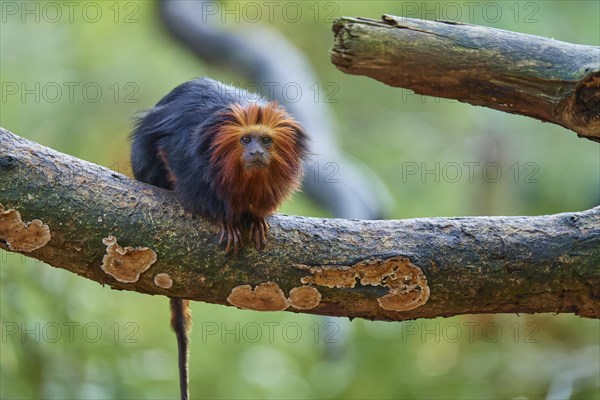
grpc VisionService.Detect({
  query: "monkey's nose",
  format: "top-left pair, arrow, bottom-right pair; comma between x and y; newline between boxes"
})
250,149 -> 264,157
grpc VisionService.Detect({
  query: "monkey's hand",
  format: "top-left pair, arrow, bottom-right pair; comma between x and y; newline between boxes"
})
249,216 -> 269,251
219,220 -> 243,254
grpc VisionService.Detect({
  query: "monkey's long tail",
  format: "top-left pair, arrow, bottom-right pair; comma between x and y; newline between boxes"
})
170,298 -> 192,400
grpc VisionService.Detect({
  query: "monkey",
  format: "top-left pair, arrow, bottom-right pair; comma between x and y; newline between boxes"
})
130,77 -> 309,400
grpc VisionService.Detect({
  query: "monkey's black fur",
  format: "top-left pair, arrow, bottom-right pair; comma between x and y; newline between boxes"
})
132,77 -> 267,400
131,77 -> 308,400
131,77 -> 268,217
170,298 -> 189,400
131,77 -> 297,400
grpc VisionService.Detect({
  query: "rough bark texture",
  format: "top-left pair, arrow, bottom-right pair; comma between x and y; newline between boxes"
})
1,128 -> 599,321
330,15 -> 600,142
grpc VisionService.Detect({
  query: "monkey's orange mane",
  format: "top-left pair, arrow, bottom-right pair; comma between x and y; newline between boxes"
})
209,102 -> 306,219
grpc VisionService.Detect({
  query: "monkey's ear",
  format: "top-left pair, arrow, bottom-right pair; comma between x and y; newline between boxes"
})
263,102 -> 310,158
202,106 -> 241,139
292,124 -> 311,160
277,108 -> 310,159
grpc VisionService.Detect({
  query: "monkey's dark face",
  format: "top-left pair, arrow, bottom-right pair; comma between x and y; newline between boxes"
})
210,102 -> 307,197
240,133 -> 272,169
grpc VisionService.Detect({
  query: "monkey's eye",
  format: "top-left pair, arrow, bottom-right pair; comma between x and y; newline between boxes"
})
241,136 -> 251,144
261,136 -> 272,145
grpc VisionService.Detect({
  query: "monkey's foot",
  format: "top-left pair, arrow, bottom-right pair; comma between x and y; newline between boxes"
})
219,221 -> 243,254
249,217 -> 270,251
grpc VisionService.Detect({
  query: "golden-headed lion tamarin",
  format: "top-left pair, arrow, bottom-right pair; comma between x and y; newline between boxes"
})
130,77 -> 308,399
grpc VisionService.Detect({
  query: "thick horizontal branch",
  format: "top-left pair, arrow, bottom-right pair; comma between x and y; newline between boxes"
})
331,16 -> 600,142
1,128 -> 599,320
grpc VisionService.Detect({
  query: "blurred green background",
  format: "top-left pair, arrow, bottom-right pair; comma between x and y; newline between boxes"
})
1,1 -> 599,399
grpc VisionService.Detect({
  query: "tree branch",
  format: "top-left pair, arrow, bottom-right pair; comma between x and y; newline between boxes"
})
330,15 -> 600,142
1,128 -> 598,320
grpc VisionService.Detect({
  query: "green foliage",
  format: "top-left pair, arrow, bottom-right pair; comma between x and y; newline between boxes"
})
1,1 -> 598,398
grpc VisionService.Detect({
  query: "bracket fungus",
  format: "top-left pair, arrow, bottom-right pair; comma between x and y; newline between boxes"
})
297,256 -> 429,312
154,273 -> 173,289
227,282 -> 289,311
0,204 -> 51,252
100,236 -> 157,283
288,286 -> 322,310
